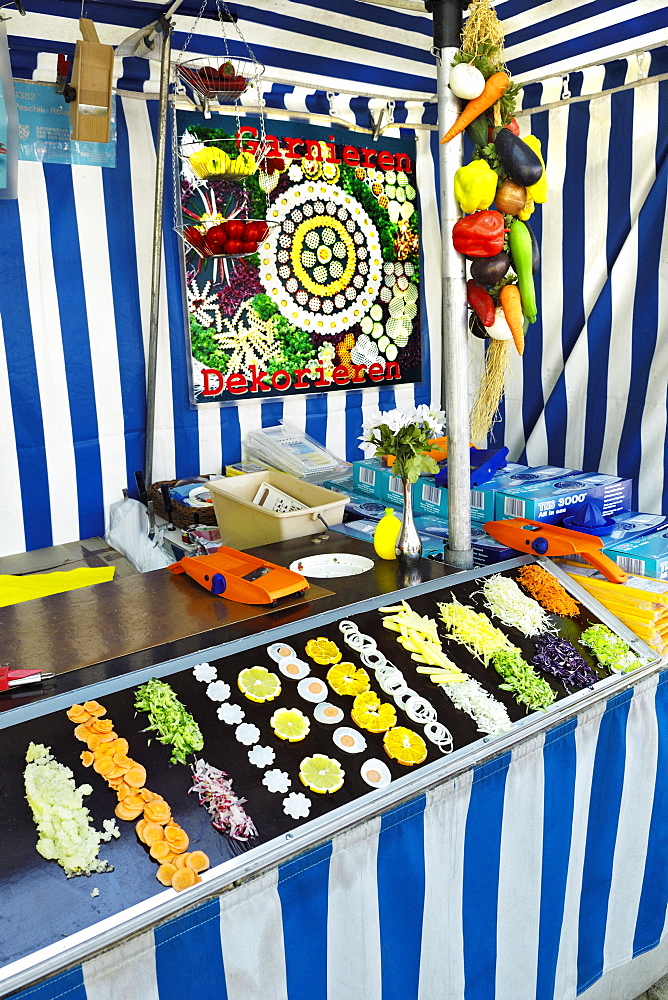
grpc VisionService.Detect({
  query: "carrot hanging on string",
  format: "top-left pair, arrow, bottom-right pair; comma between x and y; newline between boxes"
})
499,284 -> 524,355
441,71 -> 510,144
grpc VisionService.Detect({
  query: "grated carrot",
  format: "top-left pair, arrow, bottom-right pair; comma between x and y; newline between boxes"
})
516,565 -> 581,617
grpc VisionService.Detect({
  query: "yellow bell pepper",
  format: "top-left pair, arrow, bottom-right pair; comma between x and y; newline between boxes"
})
522,135 -> 548,203
518,191 -> 535,221
453,159 -> 498,214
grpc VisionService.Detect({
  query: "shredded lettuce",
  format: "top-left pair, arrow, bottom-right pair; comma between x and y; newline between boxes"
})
24,742 -> 119,877
134,679 -> 204,765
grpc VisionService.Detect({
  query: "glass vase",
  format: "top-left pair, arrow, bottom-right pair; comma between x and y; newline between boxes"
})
396,478 -> 422,565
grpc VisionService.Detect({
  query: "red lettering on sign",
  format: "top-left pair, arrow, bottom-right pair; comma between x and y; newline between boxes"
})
283,136 -> 305,159
313,366 -> 330,387
292,368 -> 311,389
394,152 -> 412,173
325,137 -> 341,164
202,368 -> 224,396
304,139 -> 324,161
384,361 -> 401,380
341,145 -> 360,167
331,366 -> 350,386
360,148 -> 377,169
350,364 -> 366,383
226,373 -> 248,395
367,363 -> 385,382
271,370 -> 292,391
248,365 -> 271,393
377,150 -> 395,171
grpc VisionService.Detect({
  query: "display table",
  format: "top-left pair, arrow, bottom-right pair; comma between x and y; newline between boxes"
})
1,538 -> 666,1000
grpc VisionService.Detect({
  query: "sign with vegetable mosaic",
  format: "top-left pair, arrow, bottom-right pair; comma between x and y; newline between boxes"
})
176,113 -> 422,404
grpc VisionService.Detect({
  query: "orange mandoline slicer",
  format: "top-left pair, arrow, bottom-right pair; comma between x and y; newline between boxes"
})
483,517 -> 628,584
169,546 -> 309,605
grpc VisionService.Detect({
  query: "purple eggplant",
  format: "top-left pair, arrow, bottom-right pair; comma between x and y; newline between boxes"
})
470,251 -> 511,287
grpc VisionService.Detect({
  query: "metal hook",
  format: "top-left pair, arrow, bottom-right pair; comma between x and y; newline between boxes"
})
636,51 -> 649,79
561,73 -> 571,100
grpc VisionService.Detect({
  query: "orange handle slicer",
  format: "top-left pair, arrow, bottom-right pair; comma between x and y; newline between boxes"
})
483,517 -> 628,584
169,546 -> 309,605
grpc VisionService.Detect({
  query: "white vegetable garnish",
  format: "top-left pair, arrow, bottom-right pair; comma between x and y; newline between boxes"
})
207,679 -> 231,702
263,769 -> 291,794
193,662 -> 217,683
235,722 -> 260,746
248,745 -> 275,768
482,574 -> 554,637
217,703 -> 245,724
283,792 -> 311,819
24,743 -> 115,878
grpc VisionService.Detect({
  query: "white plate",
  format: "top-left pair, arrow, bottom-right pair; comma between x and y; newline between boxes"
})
289,553 -> 374,578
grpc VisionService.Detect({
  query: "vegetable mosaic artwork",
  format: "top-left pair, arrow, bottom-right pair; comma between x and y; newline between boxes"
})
177,115 -> 422,403
134,679 -> 204,765
445,0 -> 549,440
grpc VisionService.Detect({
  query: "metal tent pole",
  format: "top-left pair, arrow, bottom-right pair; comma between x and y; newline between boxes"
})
144,15 -> 173,489
427,0 -> 473,570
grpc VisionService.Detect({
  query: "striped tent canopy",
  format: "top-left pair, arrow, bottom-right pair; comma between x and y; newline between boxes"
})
1,0 -> 667,555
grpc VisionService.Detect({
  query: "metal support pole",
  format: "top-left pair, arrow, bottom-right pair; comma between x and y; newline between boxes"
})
427,0 -> 473,570
144,17 -> 172,488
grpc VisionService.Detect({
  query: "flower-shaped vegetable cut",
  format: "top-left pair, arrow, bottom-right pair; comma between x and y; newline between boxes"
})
383,726 -> 427,766
193,662 -> 217,683
351,691 -> 397,733
305,637 -> 343,665
217,703 -> 245,725
270,707 -> 311,742
299,754 -> 345,794
248,745 -> 276,768
263,769 -> 291,794
283,792 -> 312,819
207,680 -> 231,702
326,662 -> 371,697
238,666 -> 282,704
235,723 -> 261,746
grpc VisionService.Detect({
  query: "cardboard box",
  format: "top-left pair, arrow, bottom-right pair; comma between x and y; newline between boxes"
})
495,473 -> 631,524
412,517 -> 518,566
330,519 -> 444,556
604,528 -> 668,580
413,463 -> 529,520
351,459 -> 388,498
558,512 -> 668,567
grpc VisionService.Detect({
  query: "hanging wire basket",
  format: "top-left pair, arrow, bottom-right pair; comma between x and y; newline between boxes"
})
177,56 -> 263,104
176,217 -> 275,259
179,137 -> 280,180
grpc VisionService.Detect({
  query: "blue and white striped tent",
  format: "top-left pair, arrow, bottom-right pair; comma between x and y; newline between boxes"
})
0,0 -> 667,555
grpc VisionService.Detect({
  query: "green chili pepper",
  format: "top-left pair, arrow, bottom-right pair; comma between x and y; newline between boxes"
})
508,219 -> 537,324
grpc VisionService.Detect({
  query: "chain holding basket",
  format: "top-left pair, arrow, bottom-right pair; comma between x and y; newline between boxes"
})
172,0 -> 276,261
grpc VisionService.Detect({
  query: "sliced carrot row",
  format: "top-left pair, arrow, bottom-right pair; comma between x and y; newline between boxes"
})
66,700 -> 209,892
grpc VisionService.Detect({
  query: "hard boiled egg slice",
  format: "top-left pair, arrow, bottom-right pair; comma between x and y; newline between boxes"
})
278,656 -> 310,680
268,642 -> 297,663
313,702 -> 345,725
360,758 -> 392,788
333,727 -> 367,754
297,676 -> 329,703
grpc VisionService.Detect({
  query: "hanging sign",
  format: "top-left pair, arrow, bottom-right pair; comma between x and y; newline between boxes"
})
14,81 -> 116,167
176,112 -> 422,405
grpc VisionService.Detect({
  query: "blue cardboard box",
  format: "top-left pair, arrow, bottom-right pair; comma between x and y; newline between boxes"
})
330,518 -> 443,556
560,512 -> 668,567
604,527 -> 668,580
470,465 -> 575,522
351,459 -> 391,499
413,516 -> 519,566
413,463 -> 528,520
495,473 -> 632,523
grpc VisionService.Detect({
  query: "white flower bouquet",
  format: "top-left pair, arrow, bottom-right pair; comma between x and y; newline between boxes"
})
360,405 -> 446,483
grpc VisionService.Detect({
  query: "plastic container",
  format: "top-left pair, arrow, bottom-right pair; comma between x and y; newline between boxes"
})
207,471 -> 348,548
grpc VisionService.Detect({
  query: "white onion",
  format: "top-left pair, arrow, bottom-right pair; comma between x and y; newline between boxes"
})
449,62 -> 486,100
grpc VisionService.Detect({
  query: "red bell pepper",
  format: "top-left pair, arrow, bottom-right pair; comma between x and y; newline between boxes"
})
452,210 -> 506,259
466,279 -> 495,327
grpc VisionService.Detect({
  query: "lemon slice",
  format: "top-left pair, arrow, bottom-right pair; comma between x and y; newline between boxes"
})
350,691 -> 397,733
270,707 -> 310,742
305,637 -> 343,665
299,754 -> 345,794
383,726 -> 428,766
327,662 -> 371,697
238,666 -> 282,704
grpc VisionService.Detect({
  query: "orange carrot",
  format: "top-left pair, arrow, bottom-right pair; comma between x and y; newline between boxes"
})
156,863 -> 177,887
186,851 -> 210,873
441,72 -> 510,144
499,284 -> 525,355
171,867 -> 197,892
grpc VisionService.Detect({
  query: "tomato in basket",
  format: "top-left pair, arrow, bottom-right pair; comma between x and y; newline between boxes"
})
205,225 -> 227,253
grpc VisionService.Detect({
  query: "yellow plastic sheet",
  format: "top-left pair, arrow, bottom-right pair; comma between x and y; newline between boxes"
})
0,567 -> 116,608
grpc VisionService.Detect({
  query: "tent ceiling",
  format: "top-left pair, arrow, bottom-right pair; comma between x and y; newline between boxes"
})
5,0 -> 667,98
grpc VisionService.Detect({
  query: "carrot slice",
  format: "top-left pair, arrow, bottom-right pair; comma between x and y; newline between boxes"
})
150,840 -> 173,862
112,754 -> 134,771
115,799 -> 145,821
112,739 -> 129,756
90,719 -> 114,733
144,799 -> 171,824
124,765 -> 147,788
142,822 -> 166,846
136,819 -> 148,843
83,700 -> 105,715
173,853 -> 190,869
93,756 -> 116,776
139,788 -> 157,802
115,782 -> 133,800
80,750 -> 94,767
73,724 -> 92,742
164,825 -> 189,852
186,851 -> 210,873
67,705 -> 91,723
85,734 -> 101,752
171,867 -> 196,892
156,864 -> 177,887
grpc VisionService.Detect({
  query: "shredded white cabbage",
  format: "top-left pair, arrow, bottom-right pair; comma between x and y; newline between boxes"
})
24,742 -> 119,877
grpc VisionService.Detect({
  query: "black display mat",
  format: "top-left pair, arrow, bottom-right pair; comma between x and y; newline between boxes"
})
0,566 -> 627,972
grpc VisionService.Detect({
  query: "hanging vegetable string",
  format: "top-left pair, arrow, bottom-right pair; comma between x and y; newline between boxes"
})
438,599 -> 556,711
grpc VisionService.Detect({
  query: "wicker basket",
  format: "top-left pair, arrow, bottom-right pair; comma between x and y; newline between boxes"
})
149,479 -> 218,530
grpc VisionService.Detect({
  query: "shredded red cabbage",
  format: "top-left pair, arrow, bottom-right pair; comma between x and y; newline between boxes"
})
531,636 -> 600,690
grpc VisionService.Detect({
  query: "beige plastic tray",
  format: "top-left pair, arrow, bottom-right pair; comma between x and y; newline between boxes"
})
207,470 -> 348,548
